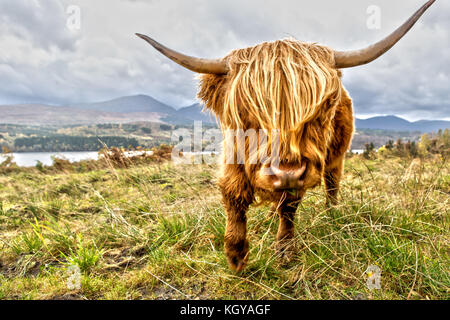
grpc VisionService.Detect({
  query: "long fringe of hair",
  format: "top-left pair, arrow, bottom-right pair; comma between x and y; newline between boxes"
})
198,39 -> 343,163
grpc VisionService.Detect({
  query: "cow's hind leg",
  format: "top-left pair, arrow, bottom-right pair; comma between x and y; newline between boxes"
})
274,200 -> 299,260
324,88 -> 354,206
324,155 -> 344,206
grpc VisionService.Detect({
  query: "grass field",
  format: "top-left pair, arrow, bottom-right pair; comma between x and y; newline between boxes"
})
0,154 -> 448,300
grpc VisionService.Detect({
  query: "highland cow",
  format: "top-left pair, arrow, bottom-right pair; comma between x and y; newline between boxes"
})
137,1 -> 435,271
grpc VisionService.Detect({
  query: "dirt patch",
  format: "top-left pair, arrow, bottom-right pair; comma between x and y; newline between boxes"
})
103,246 -> 148,271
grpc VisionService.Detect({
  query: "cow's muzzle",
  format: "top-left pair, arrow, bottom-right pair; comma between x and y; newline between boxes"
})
268,163 -> 307,191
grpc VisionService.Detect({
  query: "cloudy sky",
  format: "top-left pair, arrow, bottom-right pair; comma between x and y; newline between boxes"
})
0,0 -> 448,121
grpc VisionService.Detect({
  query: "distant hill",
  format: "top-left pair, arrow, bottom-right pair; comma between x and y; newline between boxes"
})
355,116 -> 449,133
75,97 -> 216,124
70,96 -> 216,124
165,103 -> 216,124
0,104 -> 163,125
72,94 -> 176,114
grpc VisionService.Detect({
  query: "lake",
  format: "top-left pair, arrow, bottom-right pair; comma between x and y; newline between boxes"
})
0,152 -> 99,167
1,150 -> 366,167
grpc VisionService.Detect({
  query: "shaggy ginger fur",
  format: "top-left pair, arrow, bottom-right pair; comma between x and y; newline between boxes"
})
198,39 -> 354,271
199,40 -> 342,163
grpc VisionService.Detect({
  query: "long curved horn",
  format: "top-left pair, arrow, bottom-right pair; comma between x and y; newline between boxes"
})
334,0 -> 436,68
136,33 -> 229,74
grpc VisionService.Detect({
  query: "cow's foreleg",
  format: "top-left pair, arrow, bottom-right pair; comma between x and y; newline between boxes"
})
220,165 -> 254,272
223,196 -> 250,272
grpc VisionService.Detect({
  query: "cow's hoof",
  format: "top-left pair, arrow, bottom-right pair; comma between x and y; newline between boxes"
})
227,252 -> 248,272
225,240 -> 249,272
326,198 -> 338,208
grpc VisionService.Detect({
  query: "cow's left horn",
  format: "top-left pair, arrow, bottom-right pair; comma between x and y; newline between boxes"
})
334,0 -> 436,68
136,33 -> 229,75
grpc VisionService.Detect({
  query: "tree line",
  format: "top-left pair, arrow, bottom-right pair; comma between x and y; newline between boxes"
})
12,135 -> 139,152
363,129 -> 449,159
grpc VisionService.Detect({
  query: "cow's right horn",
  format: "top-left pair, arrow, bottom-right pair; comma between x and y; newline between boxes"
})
334,0 -> 436,68
136,33 -> 229,75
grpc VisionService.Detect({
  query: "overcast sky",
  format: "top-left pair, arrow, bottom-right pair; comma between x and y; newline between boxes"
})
0,0 -> 448,121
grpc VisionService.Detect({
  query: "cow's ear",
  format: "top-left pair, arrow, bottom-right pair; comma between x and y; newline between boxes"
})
197,74 -> 228,117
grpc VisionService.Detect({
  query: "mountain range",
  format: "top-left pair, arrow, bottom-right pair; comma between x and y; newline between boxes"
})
0,95 -> 448,132
70,94 -> 216,125
355,116 -> 449,133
